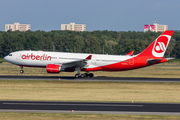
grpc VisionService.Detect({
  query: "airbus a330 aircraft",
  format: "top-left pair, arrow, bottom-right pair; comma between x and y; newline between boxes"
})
4,30 -> 174,78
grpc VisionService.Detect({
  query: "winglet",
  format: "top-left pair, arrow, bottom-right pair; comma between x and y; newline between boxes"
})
85,55 -> 92,60
126,51 -> 134,56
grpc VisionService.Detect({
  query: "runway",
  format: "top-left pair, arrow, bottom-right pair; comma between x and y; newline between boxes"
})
0,75 -> 180,82
1,101 -> 180,115
1,75 -> 180,115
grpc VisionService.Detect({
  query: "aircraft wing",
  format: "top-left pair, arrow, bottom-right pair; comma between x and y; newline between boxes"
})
62,55 -> 92,68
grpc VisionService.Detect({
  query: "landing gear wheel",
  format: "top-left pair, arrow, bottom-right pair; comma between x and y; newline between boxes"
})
89,73 -> 94,77
75,74 -> 80,78
80,74 -> 86,78
20,70 -> 24,74
84,73 -> 88,77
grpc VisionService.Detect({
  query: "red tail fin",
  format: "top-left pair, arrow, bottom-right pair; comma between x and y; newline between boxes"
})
138,30 -> 173,58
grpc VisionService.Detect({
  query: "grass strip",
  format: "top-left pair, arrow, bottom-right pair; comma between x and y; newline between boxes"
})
0,60 -> 180,78
0,80 -> 180,103
0,113 -> 180,120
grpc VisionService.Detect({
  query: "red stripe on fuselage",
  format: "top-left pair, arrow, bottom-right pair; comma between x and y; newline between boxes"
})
82,56 -> 167,72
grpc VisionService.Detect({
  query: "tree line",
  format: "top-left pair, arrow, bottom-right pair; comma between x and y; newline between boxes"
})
0,30 -> 180,58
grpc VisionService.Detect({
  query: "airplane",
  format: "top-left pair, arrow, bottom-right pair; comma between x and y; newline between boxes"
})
4,30 -> 174,78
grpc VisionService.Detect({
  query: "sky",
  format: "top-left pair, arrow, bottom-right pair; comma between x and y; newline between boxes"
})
0,0 -> 180,31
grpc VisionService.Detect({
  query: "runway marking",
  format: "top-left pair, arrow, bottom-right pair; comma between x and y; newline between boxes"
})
3,103 -> 143,107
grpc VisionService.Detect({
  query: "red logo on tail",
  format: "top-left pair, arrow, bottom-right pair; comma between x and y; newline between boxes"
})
155,42 -> 166,53
153,36 -> 168,53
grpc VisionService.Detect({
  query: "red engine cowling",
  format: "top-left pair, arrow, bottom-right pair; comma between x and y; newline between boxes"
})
47,64 -> 61,73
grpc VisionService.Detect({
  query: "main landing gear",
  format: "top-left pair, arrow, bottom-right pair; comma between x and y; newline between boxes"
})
20,66 -> 24,74
75,73 -> 94,78
74,66 -> 94,78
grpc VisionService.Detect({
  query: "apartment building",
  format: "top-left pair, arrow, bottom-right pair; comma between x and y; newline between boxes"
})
153,23 -> 168,32
144,22 -> 168,32
5,23 -> 31,32
61,23 -> 86,31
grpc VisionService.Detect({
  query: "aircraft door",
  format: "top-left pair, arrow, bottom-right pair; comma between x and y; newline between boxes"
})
129,58 -> 134,65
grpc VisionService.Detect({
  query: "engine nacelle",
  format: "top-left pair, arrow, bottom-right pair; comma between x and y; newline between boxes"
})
46,64 -> 61,73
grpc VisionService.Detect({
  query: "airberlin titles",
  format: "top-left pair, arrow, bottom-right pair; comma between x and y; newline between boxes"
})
21,53 -> 51,61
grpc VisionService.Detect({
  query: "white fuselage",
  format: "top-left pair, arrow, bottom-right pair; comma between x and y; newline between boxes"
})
4,50 -> 133,69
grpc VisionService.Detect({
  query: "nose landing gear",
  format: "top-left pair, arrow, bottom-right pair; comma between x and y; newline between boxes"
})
20,66 -> 24,73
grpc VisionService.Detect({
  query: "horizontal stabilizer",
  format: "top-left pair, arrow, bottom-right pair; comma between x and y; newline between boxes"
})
147,58 -> 175,64
166,58 -> 175,61
147,59 -> 163,64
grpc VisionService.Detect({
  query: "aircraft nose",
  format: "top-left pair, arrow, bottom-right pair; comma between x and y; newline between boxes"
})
4,56 -> 8,61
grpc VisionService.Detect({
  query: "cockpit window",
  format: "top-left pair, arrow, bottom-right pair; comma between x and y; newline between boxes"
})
8,54 -> 12,56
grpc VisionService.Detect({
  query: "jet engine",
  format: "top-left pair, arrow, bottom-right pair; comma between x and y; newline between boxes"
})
46,64 -> 61,73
